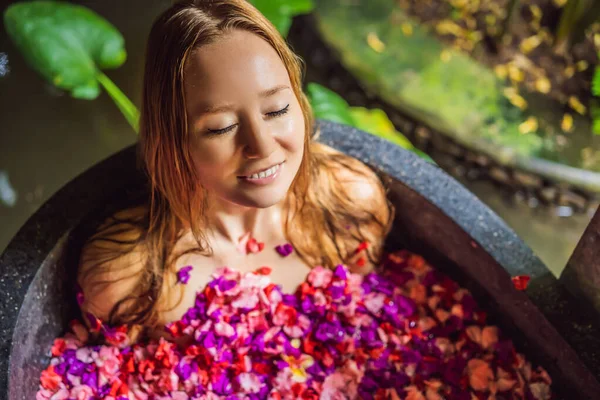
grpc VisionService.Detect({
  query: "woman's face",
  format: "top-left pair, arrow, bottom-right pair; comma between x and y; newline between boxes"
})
183,29 -> 305,209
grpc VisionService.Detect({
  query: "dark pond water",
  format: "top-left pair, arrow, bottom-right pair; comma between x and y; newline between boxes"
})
0,0 -> 592,276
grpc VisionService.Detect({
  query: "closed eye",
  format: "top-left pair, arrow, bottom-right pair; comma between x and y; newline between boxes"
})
207,125 -> 236,135
207,104 -> 290,136
266,104 -> 289,118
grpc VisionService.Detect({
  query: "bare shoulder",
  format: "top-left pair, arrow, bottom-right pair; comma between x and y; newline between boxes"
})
317,143 -> 388,208
77,205 -> 148,324
335,161 -> 385,205
315,143 -> 394,273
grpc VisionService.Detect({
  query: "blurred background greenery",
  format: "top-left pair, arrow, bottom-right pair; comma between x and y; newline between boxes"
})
2,0 -> 600,276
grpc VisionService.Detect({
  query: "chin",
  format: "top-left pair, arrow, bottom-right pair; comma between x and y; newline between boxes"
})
238,187 -> 289,208
229,178 -> 292,208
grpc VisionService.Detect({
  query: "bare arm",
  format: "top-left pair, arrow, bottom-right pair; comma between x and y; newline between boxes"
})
77,207 -> 148,340
318,144 -> 393,273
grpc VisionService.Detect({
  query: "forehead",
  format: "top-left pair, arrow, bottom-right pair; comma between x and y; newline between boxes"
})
183,30 -> 290,102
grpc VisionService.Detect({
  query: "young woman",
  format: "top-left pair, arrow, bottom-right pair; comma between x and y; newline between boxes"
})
37,3 -> 555,399
77,0 -> 394,344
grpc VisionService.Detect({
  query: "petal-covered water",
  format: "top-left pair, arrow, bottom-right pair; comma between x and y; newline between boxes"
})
37,250 -> 552,400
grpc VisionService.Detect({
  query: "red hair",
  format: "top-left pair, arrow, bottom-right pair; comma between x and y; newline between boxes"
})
78,0 -> 394,337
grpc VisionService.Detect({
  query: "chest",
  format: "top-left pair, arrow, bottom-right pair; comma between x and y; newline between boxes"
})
157,237 -> 313,327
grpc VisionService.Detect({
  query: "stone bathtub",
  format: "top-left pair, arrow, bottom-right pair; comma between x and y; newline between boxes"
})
1,120 -> 599,399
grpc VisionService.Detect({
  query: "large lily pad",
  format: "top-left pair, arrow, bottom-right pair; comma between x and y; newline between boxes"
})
4,1 -> 127,99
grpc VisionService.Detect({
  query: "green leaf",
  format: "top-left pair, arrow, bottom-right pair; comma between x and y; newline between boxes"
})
4,1 -> 127,100
413,149 -> 436,163
97,72 -> 139,132
306,82 -> 355,126
249,0 -> 314,37
593,118 -> 600,135
306,83 -> 434,162
348,106 -> 435,162
348,106 -> 415,150
593,66 -> 600,97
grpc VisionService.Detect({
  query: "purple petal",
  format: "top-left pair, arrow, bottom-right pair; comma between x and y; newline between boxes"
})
202,331 -> 216,349
68,360 -> 85,376
76,291 -> 85,307
177,265 -> 193,284
283,339 -> 301,357
333,264 -> 347,280
176,360 -> 193,380
275,243 -> 294,257
54,363 -> 67,376
213,372 -> 233,395
329,285 -> 345,300
218,279 -> 237,292
82,371 -> 98,389
301,296 -> 314,314
98,384 -> 111,397
395,294 -> 416,316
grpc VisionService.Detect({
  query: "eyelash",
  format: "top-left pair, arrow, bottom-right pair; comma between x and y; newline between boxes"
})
207,104 -> 290,135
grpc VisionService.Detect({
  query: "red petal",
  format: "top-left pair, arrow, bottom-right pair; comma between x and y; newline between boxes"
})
354,241 -> 370,255
40,366 -> 61,391
109,381 -> 121,396
123,357 -> 135,373
264,283 -> 279,297
166,322 -> 182,337
118,382 -> 129,395
256,266 -> 272,275
474,310 -> 487,325
51,339 -> 66,357
247,238 -> 258,253
254,362 -> 271,375
299,282 -> 316,296
511,275 -> 530,291
185,345 -> 201,356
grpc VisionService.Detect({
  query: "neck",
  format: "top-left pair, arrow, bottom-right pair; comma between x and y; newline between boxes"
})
205,196 -> 284,246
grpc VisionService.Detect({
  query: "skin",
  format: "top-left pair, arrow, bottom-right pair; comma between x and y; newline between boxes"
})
184,29 -> 305,248
80,29 -> 383,336
159,29 -> 313,324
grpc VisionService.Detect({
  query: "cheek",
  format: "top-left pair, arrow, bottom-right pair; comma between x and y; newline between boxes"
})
190,140 -> 236,180
279,107 -> 306,152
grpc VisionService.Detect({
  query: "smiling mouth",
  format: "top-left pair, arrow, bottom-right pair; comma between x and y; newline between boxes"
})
238,162 -> 284,180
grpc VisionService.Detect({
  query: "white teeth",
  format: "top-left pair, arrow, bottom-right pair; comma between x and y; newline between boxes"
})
248,163 -> 279,180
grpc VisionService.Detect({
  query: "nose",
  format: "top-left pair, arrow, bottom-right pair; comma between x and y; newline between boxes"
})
242,116 -> 277,159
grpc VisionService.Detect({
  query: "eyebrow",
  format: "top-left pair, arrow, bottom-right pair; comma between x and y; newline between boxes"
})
198,85 -> 290,115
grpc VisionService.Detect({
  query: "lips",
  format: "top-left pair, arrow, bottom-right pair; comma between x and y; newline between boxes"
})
238,161 -> 284,178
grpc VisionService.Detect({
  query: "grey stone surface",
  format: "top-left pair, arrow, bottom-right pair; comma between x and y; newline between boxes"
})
9,234 -> 72,400
0,144 -> 146,400
560,208 -> 600,312
315,120 -> 550,280
1,120 -> 599,399
317,120 -> 600,398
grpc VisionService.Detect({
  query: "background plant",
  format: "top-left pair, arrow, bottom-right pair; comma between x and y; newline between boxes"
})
306,83 -> 433,161
248,0 -> 429,160
555,0 -> 600,52
249,0 -> 314,38
591,59 -> 600,134
4,1 -> 139,131
5,0 -> 429,160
